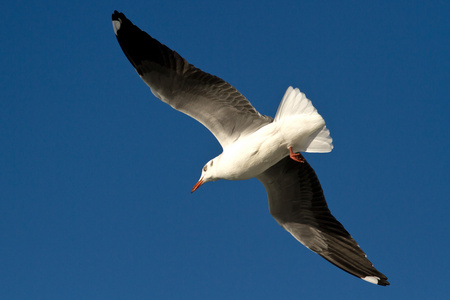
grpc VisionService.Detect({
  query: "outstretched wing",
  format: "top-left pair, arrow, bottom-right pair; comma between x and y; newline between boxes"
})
112,11 -> 272,148
256,155 -> 389,286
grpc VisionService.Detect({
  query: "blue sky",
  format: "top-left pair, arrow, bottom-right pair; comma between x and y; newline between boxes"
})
2,1 -> 449,299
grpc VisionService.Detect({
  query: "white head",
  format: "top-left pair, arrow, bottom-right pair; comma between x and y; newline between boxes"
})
191,158 -> 219,193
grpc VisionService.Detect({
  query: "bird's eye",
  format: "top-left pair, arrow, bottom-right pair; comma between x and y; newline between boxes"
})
203,165 -> 208,172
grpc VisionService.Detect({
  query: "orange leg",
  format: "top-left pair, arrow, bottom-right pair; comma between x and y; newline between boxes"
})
289,146 -> 305,163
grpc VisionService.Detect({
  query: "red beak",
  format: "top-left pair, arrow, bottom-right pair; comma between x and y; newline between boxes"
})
191,178 -> 204,193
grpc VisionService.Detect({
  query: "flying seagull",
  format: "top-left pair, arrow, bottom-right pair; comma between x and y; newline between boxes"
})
112,11 -> 389,286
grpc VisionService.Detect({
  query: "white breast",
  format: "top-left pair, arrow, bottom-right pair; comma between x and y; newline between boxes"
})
214,115 -> 325,180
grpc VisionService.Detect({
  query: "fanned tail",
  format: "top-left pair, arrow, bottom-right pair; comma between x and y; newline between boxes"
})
275,87 -> 333,153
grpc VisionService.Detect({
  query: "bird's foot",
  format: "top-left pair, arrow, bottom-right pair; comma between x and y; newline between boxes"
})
289,147 -> 305,163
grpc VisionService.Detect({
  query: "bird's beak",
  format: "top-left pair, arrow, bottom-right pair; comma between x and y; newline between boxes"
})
191,178 -> 204,193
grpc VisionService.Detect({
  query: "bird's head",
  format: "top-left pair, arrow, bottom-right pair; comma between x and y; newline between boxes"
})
191,158 -> 218,193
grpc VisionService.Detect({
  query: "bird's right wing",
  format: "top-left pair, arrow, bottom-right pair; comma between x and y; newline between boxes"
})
256,155 -> 389,286
112,11 -> 272,149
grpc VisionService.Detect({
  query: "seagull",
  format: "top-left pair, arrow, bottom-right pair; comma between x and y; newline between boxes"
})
112,11 -> 389,286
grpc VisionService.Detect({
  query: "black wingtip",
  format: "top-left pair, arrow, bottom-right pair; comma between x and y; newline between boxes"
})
360,274 -> 390,286
112,11 -> 133,35
111,10 -> 182,75
112,11 -> 125,37
112,10 -> 123,21
378,278 -> 390,286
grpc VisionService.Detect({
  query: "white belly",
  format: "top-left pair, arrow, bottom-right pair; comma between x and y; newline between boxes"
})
217,115 -> 325,180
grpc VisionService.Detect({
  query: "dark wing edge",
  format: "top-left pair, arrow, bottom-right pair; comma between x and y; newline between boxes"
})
256,155 -> 389,286
112,11 -> 272,148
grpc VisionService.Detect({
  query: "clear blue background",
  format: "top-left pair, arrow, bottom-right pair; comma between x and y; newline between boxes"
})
2,1 -> 449,299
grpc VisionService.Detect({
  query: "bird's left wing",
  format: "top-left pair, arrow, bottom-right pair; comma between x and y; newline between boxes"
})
256,155 -> 389,286
112,11 -> 272,148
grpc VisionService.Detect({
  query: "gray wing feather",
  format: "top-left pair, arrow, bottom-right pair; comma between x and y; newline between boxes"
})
112,11 -> 272,148
256,155 -> 389,286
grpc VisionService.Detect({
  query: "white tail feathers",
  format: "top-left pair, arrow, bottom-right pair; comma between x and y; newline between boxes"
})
275,86 -> 333,153
305,126 -> 333,153
274,86 -> 317,121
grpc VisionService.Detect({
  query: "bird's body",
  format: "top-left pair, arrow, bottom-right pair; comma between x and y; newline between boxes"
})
221,122 -> 301,180
112,11 -> 389,286
207,108 -> 327,181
